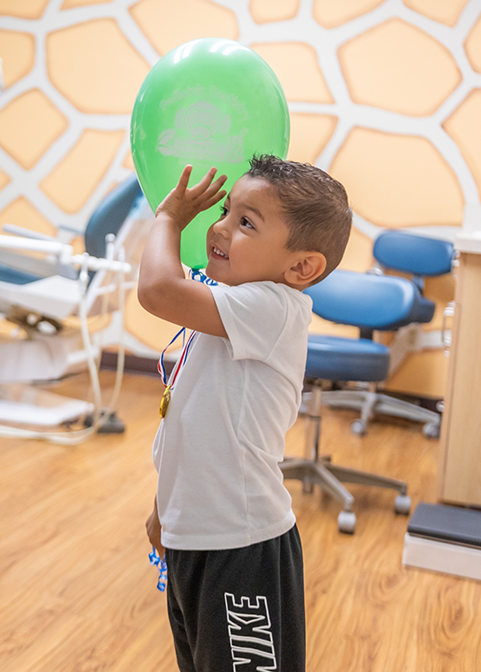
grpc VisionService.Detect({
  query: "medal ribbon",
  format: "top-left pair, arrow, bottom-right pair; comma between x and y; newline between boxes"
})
157,328 -> 197,418
157,326 -> 185,384
157,270 -> 217,417
158,327 -> 197,388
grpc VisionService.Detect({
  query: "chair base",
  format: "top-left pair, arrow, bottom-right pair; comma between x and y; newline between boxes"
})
321,388 -> 441,438
283,383 -> 411,533
281,457 -> 410,533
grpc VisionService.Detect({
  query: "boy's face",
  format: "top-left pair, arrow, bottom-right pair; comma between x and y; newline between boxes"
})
205,176 -> 297,287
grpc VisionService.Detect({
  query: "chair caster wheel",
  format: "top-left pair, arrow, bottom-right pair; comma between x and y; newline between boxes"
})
423,422 -> 440,439
350,419 -> 367,436
302,480 -> 314,494
338,511 -> 356,534
394,494 -> 411,515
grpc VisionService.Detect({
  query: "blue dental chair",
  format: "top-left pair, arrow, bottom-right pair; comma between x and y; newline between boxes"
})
373,230 -> 455,292
0,173 -> 147,442
0,173 -> 143,291
281,269 -> 435,532
318,231 -> 454,438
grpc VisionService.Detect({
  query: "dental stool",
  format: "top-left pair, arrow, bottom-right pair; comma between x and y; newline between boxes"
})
320,231 -> 454,439
281,269 -> 426,532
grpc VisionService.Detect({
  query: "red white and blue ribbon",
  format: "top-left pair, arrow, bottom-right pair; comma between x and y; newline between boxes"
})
157,327 -> 197,389
157,269 -> 217,390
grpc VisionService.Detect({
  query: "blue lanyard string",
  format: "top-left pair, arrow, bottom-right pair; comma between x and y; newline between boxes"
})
149,547 -> 168,592
157,270 -> 218,386
157,326 -> 186,385
190,268 -> 218,285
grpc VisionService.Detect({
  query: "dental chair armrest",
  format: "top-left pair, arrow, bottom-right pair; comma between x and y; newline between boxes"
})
0,250 -> 58,278
0,234 -> 67,255
3,223 -> 84,248
57,222 -> 84,234
2,224 -> 59,242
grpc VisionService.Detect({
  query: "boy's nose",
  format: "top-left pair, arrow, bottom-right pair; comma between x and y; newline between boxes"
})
213,216 -> 230,237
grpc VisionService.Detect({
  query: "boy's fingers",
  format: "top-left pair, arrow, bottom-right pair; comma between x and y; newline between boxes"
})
199,189 -> 227,212
189,167 -> 219,196
175,165 -> 193,193
212,174 -> 228,190
202,174 -> 228,201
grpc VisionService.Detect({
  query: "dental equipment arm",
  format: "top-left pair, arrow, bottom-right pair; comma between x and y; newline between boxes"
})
0,234 -> 132,275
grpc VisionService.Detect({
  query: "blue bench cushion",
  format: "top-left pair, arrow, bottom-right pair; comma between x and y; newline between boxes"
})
306,334 -> 390,382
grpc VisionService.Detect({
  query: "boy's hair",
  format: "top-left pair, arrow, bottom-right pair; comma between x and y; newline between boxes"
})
246,155 -> 352,283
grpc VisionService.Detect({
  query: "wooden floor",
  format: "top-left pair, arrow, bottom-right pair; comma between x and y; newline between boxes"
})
1,371 -> 480,672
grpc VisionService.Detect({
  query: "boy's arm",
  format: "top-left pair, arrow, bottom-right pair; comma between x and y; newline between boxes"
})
137,165 -> 228,337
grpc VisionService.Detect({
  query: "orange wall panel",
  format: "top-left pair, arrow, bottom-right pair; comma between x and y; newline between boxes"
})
288,113 -> 337,164
0,30 -> 35,87
251,42 -> 334,104
0,197 -> 56,236
129,0 -> 238,56
443,90 -> 481,201
0,90 -> 68,169
313,0 -> 385,28
0,0 -> 49,19
250,0 -> 300,24
339,19 -> 461,116
47,20 -> 150,114
39,130 -> 125,213
330,128 -> 464,228
403,0 -> 469,27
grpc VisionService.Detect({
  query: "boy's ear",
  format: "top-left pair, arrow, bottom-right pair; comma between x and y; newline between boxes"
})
284,252 -> 327,287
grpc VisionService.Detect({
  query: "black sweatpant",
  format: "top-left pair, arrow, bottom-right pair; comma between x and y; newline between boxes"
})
165,525 -> 305,672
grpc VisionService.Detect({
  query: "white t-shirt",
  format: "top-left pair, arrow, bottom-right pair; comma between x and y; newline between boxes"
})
152,280 -> 313,550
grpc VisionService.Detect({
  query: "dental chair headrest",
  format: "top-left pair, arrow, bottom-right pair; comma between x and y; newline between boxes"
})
84,174 -> 143,259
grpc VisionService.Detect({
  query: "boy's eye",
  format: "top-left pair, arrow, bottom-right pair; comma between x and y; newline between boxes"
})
220,205 -> 228,217
241,218 -> 254,230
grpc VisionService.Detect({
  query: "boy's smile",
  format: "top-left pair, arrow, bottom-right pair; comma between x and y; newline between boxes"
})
205,176 -> 298,287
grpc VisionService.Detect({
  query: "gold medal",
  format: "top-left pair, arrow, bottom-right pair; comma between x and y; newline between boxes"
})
158,329 -> 197,420
159,385 -> 171,418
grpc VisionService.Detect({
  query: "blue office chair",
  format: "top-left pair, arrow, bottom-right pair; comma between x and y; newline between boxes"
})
281,269 -> 429,532
318,231 -> 454,438
373,230 -> 454,294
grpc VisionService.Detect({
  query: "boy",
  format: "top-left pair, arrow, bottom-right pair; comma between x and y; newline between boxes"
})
139,155 -> 352,672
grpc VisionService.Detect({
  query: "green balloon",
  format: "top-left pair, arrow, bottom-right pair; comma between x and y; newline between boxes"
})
130,38 -> 290,269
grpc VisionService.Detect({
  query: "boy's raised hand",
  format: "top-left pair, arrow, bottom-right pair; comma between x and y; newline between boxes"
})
138,163 -> 228,338
155,165 -> 227,231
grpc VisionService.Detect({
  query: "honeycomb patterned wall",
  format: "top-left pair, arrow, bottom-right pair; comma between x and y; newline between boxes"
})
1,0 -> 481,397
